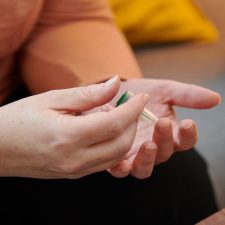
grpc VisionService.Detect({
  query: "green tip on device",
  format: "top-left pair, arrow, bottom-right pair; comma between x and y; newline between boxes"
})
116,91 -> 158,123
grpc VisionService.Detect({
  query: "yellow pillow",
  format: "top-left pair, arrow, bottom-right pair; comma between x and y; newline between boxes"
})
109,0 -> 219,46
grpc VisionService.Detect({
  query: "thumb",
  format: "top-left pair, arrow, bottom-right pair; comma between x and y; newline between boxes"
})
39,75 -> 120,112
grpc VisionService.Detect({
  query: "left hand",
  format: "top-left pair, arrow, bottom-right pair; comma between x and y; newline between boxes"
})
107,78 -> 221,179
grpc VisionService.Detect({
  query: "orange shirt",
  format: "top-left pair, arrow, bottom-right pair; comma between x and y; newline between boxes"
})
0,0 -> 141,104
0,0 -> 43,103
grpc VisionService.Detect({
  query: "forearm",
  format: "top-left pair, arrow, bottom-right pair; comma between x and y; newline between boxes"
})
20,1 -> 142,93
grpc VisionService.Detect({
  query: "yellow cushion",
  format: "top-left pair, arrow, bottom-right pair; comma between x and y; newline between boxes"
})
109,0 -> 219,46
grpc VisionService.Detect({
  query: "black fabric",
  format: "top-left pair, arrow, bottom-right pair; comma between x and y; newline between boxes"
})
0,85 -> 218,225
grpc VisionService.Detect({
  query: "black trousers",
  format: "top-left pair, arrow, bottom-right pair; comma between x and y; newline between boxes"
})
0,86 -> 218,225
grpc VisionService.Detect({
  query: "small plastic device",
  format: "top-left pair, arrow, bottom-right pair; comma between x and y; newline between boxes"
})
116,91 -> 158,123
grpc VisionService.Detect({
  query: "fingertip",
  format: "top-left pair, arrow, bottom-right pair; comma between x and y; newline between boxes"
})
202,91 -> 222,108
118,161 -> 131,173
101,104 -> 114,112
103,75 -> 121,95
108,161 -> 131,178
213,92 -> 222,106
104,75 -> 120,87
180,119 -> 198,133
179,119 -> 198,138
92,75 -> 121,107
180,119 -> 195,130
142,93 -> 150,104
176,119 -> 198,150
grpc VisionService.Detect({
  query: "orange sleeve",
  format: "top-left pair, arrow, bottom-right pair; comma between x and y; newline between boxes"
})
20,0 -> 142,94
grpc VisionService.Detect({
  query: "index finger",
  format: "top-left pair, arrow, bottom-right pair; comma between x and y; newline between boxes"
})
69,93 -> 149,146
164,80 -> 221,109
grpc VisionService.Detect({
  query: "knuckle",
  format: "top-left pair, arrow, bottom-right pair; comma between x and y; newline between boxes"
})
48,119 -> 82,148
59,162 -> 82,176
48,132 -> 70,152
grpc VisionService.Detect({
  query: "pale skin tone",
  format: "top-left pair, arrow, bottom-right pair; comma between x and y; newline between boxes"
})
79,76 -> 221,179
0,77 -> 150,179
106,78 -> 221,178
0,1 -> 221,180
0,75 -> 221,179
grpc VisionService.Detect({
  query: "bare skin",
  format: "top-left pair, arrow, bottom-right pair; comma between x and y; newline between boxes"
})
0,77 -> 150,179
106,79 -> 221,178
0,1 -> 222,181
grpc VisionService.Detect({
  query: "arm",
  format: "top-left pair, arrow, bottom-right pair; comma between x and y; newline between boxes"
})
0,77 -> 148,178
19,0 -> 221,179
20,0 -> 142,93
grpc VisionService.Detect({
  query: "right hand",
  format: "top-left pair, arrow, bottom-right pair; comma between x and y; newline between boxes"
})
0,76 -> 149,179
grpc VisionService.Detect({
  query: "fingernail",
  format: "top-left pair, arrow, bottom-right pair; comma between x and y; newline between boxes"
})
101,104 -> 113,112
214,92 -> 222,105
142,94 -> 150,103
183,123 -> 193,130
104,75 -> 118,87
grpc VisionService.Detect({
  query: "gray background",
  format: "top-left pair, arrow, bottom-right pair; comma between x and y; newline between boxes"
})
176,75 -> 225,208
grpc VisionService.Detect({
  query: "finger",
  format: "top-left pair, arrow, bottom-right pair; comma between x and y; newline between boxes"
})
131,141 -> 157,179
174,119 -> 198,151
39,75 -> 120,112
76,122 -> 138,174
62,121 -> 137,178
66,157 -> 126,179
107,160 -> 131,178
164,80 -> 221,109
153,119 -> 174,164
71,93 -> 149,146
68,158 -> 130,179
101,103 -> 114,112
76,159 -> 130,179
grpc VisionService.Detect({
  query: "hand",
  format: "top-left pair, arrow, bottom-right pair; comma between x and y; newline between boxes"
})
107,78 -> 221,179
0,76 -> 149,179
